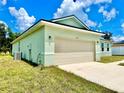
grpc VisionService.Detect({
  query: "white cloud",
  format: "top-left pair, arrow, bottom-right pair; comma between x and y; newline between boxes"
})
85,8 -> 90,12
9,7 -> 36,31
98,6 -> 118,21
121,23 -> 124,32
0,20 -> 7,26
95,0 -> 112,4
85,20 -> 97,27
0,0 -> 7,5
54,0 -> 113,27
112,36 -> 124,42
98,23 -> 103,27
0,20 -> 8,29
0,0 -> 18,6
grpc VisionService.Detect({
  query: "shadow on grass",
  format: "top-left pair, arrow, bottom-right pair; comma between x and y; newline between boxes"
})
21,58 -> 38,67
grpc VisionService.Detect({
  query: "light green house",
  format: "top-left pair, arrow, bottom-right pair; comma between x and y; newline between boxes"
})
11,15 -> 112,66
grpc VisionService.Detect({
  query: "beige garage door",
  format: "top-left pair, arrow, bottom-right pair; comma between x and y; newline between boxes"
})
54,37 -> 95,65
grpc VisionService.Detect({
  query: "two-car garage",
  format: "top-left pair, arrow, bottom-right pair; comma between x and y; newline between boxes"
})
54,37 -> 95,65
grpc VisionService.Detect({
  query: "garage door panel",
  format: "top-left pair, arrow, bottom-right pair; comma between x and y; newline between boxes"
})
55,38 -> 94,53
54,38 -> 95,65
55,52 -> 93,58
54,52 -> 94,65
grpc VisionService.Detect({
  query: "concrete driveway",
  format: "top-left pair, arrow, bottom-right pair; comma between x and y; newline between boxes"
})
58,61 -> 124,93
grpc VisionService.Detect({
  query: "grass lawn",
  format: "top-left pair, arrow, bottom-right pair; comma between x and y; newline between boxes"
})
101,56 -> 124,63
0,56 -> 116,93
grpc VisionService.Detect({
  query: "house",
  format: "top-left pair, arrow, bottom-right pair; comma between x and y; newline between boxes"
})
112,42 -> 124,55
11,15 -> 112,66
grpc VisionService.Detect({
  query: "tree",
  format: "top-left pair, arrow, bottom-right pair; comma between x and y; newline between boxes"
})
103,32 -> 112,40
0,22 -> 20,53
0,22 -> 7,51
6,28 -> 20,52
7,28 -> 17,41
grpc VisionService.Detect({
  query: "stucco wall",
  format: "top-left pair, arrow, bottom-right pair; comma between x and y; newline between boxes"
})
12,42 -> 19,55
12,27 -> 45,64
101,41 -> 112,56
54,18 -> 85,29
96,40 -> 112,61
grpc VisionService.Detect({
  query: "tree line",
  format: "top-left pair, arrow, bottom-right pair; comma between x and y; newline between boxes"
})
0,22 -> 20,53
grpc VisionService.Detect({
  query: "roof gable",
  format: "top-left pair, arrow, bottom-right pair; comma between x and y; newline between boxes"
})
52,15 -> 89,30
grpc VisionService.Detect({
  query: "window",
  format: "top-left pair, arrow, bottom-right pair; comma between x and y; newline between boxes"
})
107,43 -> 109,51
101,43 -> 104,51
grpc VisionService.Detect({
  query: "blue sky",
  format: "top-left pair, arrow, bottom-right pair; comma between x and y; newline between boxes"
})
0,0 -> 124,41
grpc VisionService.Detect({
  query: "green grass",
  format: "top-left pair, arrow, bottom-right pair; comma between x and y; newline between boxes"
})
0,55 -> 116,93
101,56 -> 124,63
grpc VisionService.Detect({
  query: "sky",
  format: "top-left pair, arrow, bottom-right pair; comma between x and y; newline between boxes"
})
0,0 -> 124,42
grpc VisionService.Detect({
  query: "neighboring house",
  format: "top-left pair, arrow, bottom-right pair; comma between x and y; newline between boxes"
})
11,15 -> 112,66
112,42 -> 124,55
